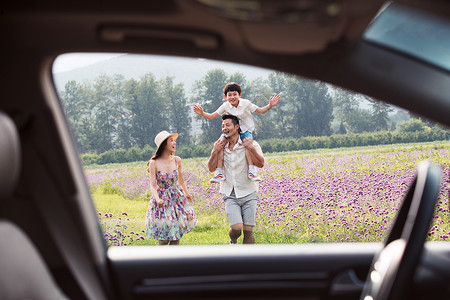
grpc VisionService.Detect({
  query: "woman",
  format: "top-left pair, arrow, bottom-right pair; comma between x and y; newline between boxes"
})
145,131 -> 197,245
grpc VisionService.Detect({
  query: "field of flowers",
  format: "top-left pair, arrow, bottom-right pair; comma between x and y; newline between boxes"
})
86,142 -> 450,245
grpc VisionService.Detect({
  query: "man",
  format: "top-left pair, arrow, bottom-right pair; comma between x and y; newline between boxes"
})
194,81 -> 279,182
207,114 -> 265,244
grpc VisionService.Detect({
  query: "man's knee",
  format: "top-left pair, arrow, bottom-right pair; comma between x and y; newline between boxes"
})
231,223 -> 243,231
229,225 -> 242,244
243,225 -> 253,232
243,226 -> 254,238
243,229 -> 254,236
242,227 -> 255,244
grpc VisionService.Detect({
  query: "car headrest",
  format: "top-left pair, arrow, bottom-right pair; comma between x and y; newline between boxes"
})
0,111 -> 21,200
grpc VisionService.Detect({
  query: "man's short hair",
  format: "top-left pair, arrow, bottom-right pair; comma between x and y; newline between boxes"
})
222,114 -> 239,126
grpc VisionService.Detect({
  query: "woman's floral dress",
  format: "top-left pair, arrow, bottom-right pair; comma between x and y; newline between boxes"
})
145,169 -> 197,241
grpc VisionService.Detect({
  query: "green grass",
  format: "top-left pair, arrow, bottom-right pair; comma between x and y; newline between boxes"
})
90,141 -> 450,246
93,191 -> 232,245
92,191 -> 307,245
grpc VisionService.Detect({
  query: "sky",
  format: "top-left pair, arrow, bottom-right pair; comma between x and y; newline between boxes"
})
52,53 -> 124,73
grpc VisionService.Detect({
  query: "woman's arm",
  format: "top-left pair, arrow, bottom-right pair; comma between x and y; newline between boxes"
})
176,157 -> 193,201
148,160 -> 164,207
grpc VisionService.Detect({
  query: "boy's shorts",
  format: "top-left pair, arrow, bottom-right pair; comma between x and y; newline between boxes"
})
223,190 -> 258,226
239,131 -> 253,140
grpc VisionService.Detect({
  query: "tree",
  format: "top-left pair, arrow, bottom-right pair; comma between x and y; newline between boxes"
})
369,98 -> 393,131
130,73 -> 167,148
409,112 -> 437,128
244,77 -> 278,139
160,77 -> 191,145
228,72 -> 247,89
399,118 -> 427,132
193,69 -> 228,143
60,80 -> 93,152
331,86 -> 368,133
331,86 -> 361,122
123,79 -> 139,148
285,77 -> 333,137
345,108 -> 373,133
389,109 -> 410,129
268,72 -> 288,94
90,74 -> 127,153
338,121 -> 347,134
265,72 -> 289,138
331,87 -> 393,133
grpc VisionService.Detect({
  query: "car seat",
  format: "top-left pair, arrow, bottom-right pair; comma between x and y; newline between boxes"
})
0,110 -> 68,299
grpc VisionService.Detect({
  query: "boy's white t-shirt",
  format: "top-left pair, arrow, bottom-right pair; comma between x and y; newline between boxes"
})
215,98 -> 258,133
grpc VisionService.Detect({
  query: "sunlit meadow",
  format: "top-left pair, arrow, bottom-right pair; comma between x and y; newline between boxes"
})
86,142 -> 450,246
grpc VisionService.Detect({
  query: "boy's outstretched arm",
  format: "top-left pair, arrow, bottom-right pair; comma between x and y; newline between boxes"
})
254,93 -> 281,114
193,104 -> 220,120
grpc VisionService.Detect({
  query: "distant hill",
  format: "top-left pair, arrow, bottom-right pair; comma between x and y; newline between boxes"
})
52,54 -> 274,97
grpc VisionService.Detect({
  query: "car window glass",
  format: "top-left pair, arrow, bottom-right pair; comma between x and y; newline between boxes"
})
52,53 -> 450,246
364,2 -> 450,72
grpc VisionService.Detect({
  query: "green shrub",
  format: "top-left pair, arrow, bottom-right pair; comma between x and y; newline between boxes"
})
115,148 -> 127,163
81,152 -> 99,165
399,118 -> 426,133
80,128 -> 450,165
126,146 -> 141,162
141,144 -> 154,160
98,150 -> 116,164
259,139 -> 273,153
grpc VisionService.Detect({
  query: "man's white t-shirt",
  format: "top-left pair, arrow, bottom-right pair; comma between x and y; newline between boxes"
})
215,98 -> 258,133
220,139 -> 264,198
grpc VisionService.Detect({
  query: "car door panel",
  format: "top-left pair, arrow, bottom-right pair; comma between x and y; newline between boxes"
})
107,243 -> 379,300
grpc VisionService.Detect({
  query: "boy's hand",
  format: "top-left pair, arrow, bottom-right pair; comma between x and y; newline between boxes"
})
242,137 -> 255,150
269,93 -> 281,108
212,137 -> 227,153
212,138 -> 226,153
193,104 -> 204,116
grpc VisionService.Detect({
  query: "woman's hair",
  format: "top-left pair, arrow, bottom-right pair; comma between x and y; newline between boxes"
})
223,82 -> 241,95
147,138 -> 168,172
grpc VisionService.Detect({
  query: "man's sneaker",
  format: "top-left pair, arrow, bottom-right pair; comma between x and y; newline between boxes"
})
210,168 -> 225,183
248,170 -> 261,181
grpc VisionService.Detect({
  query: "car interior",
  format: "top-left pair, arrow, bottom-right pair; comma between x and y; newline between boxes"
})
1,0 -> 450,300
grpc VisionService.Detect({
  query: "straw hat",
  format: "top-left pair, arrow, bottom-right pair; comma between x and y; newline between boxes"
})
154,130 -> 178,151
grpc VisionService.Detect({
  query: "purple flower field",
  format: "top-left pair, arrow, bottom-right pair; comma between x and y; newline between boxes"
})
86,143 -> 450,243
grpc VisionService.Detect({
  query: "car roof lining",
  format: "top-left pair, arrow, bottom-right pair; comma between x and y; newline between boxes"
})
194,0 -> 385,55
2,1 -> 450,128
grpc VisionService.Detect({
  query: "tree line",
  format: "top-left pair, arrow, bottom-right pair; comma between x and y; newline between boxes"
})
80,123 -> 449,165
59,68 -> 435,155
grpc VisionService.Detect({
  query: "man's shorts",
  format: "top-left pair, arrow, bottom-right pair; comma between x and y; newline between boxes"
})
223,190 -> 258,226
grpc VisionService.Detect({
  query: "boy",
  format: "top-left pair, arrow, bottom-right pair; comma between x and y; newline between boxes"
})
193,82 -> 280,182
